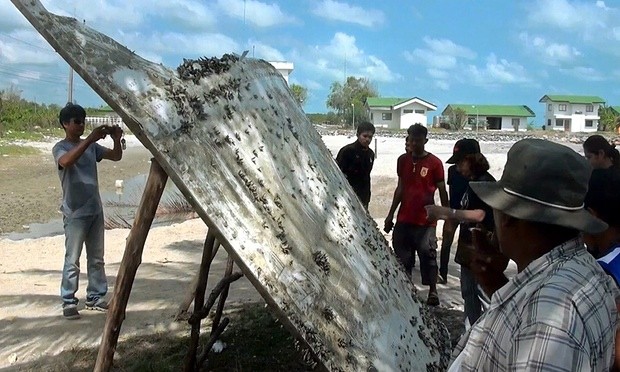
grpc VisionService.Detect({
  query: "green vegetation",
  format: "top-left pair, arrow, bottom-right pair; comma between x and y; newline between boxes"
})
0,144 -> 40,156
326,76 -> 378,127
17,302 -> 311,372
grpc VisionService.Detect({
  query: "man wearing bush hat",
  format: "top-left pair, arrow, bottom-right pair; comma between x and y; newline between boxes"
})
449,138 -> 619,371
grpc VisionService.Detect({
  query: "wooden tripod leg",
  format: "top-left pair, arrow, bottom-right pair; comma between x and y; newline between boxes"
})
174,240 -> 221,321
210,254 -> 234,333
94,159 -> 168,372
184,230 -> 217,372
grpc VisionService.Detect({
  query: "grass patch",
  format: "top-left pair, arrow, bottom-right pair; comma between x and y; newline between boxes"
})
17,302 -> 313,371
0,144 -> 41,156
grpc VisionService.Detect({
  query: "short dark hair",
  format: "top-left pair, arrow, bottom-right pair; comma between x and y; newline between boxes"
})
59,103 -> 86,126
463,153 -> 490,177
407,123 -> 427,138
356,121 -> 375,136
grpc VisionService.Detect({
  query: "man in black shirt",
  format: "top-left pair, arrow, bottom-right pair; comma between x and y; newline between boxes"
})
336,121 -> 375,209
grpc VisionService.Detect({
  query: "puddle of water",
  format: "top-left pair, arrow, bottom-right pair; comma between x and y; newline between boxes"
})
4,174 -> 196,241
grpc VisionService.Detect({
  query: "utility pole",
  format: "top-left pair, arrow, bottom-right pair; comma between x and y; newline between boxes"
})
351,103 -> 355,129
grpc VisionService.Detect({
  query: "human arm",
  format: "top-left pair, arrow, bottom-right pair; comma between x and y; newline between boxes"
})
57,125 -> 109,168
384,177 -> 403,233
425,205 -> 486,223
436,180 -> 449,208
101,125 -> 123,161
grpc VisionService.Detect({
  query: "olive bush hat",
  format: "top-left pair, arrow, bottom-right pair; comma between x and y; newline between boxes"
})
469,138 -> 607,234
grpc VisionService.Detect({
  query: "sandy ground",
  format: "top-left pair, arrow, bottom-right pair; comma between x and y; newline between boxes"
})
0,133 -> 520,369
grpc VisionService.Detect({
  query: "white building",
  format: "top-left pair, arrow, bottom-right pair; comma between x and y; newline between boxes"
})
441,104 -> 535,131
539,95 -> 604,132
365,97 -> 436,130
268,61 -> 294,84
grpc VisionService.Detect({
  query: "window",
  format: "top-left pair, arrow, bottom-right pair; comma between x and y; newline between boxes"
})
555,119 -> 565,127
512,118 -> 520,129
585,120 -> 594,127
382,113 -> 392,121
548,104 -> 552,111
559,104 -> 567,111
586,104 -> 594,112
415,109 -> 425,114
403,109 -> 413,113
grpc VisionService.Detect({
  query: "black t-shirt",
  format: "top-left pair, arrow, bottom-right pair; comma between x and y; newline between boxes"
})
447,165 -> 468,209
458,171 -> 496,246
335,141 -> 375,205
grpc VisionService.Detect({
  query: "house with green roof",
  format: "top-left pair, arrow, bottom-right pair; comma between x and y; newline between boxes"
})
441,104 -> 535,131
364,97 -> 437,129
539,95 -> 605,132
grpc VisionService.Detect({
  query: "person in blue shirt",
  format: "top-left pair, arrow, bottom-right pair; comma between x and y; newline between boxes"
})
583,160 -> 620,371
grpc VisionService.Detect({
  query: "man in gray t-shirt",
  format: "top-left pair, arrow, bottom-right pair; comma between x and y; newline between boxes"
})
53,103 -> 123,320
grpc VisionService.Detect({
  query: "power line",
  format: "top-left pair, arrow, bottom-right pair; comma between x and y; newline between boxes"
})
0,33 -> 57,54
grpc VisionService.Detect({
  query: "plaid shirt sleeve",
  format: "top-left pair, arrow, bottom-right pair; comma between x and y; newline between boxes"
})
509,322 -> 588,371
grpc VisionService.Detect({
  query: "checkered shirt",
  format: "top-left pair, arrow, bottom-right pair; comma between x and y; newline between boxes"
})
451,238 -> 619,371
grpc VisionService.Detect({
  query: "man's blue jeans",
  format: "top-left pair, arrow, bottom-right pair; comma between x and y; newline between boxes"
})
61,212 -> 107,305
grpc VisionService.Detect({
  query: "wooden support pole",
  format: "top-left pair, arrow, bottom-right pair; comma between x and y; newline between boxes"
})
94,159 -> 168,372
210,255 -> 234,333
184,231 -> 217,372
189,271 -> 244,323
174,240 -> 221,321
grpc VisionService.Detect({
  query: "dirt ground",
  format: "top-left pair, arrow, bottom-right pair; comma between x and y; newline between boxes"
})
0,134 -> 519,370
0,147 -> 153,235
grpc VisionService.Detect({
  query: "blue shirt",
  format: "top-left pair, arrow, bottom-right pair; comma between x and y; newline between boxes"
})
597,245 -> 620,286
53,139 -> 106,218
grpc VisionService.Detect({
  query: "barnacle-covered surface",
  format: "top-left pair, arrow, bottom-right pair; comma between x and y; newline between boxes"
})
12,1 -> 450,370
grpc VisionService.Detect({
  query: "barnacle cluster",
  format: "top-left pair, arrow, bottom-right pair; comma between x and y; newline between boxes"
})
312,251 -> 330,275
176,54 -> 239,83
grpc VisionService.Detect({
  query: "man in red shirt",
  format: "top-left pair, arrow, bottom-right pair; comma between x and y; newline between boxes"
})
384,124 -> 449,306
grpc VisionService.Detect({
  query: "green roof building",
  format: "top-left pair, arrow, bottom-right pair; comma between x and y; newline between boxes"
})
539,94 -> 605,132
441,104 -> 535,131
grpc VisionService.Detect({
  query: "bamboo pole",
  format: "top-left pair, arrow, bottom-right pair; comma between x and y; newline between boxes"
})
94,159 -> 168,372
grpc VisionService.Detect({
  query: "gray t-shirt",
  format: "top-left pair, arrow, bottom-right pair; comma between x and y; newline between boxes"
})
53,139 -> 107,218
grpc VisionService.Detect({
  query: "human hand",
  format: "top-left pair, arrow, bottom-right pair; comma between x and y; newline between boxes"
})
88,125 -> 110,142
383,218 -> 394,233
425,205 -> 447,221
470,226 -> 509,295
110,125 -> 123,141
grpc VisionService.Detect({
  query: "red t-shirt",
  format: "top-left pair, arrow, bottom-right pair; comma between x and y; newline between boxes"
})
396,152 -> 445,226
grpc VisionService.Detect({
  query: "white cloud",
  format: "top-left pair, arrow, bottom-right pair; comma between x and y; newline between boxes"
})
559,66 -> 605,81
404,37 -> 475,90
248,40 -> 285,61
0,2 -> 30,32
312,0 -> 384,27
298,32 -> 399,83
467,54 -> 532,87
525,0 -> 620,42
216,0 -> 295,27
519,32 -> 581,65
435,80 -> 450,90
0,31 -> 58,65
122,32 -> 240,59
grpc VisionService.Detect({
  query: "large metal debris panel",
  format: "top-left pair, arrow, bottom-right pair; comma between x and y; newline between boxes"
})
12,1 -> 450,370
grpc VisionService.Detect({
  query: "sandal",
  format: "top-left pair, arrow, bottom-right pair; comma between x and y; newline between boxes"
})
427,291 -> 440,306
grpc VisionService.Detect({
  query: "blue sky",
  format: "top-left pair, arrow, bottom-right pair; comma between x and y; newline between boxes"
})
2,0 -> 620,125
